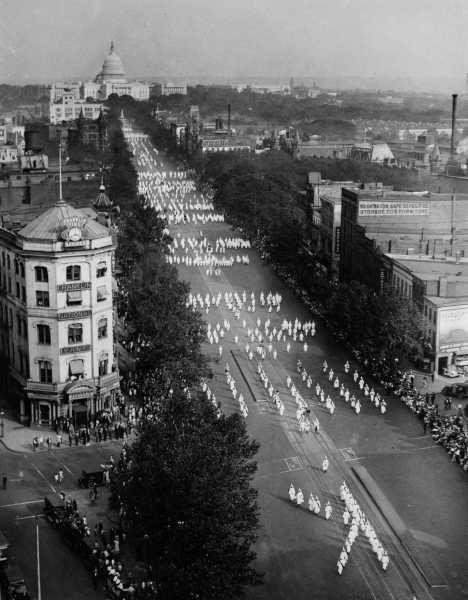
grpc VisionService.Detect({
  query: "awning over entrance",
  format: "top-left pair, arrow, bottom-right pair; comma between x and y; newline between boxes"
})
69,359 -> 84,376
65,381 -> 95,402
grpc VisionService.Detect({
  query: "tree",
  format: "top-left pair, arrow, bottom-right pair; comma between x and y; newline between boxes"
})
112,390 -> 262,599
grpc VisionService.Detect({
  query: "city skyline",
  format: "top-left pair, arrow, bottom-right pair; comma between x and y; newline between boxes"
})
1,0 -> 468,91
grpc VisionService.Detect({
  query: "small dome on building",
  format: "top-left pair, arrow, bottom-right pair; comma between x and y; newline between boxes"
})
94,182 -> 113,210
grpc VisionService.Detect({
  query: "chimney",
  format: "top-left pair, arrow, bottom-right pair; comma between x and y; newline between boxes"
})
227,103 -> 231,130
451,93 -> 458,159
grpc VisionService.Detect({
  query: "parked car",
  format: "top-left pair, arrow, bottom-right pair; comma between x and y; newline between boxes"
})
78,469 -> 105,488
44,494 -> 67,527
0,530 -> 9,563
441,383 -> 468,398
443,366 -> 459,378
0,563 -> 31,599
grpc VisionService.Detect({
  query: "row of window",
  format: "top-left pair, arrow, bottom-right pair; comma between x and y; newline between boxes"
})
424,304 -> 437,325
36,286 -> 108,307
1,277 -> 26,303
35,263 -> 107,283
37,318 -> 108,345
1,254 -> 26,278
37,356 -> 109,383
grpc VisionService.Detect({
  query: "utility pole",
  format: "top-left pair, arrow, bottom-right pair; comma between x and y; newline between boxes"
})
35,515 -> 41,600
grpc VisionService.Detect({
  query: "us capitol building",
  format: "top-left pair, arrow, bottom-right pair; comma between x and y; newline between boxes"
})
50,42 -> 150,107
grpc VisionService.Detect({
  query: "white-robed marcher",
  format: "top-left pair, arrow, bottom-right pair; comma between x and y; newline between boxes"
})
289,483 -> 296,502
325,501 -> 332,520
322,456 -> 329,472
308,493 -> 316,512
314,496 -> 321,514
296,488 -> 304,506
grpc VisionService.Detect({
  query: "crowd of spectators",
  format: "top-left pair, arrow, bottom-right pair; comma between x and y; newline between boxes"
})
396,372 -> 468,472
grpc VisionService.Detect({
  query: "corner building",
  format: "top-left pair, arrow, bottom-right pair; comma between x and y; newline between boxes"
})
0,198 -> 119,426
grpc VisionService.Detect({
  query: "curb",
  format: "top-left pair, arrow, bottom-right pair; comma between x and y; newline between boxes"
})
0,437 -> 24,455
351,463 -> 447,589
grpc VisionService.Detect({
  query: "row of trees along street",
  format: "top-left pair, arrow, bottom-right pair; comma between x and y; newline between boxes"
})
105,105 -> 263,598
109,95 -> 424,386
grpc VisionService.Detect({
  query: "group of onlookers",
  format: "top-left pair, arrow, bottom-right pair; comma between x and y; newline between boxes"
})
396,373 -> 468,472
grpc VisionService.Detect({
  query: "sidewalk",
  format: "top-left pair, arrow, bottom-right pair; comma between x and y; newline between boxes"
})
412,371 -> 468,420
0,413 -> 131,454
0,414 -> 49,453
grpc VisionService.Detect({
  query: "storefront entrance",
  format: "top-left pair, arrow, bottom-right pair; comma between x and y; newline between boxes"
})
39,403 -> 50,425
72,402 -> 89,428
64,381 -> 96,428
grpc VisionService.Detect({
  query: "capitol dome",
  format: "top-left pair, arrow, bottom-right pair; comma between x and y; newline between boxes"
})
95,42 -> 127,84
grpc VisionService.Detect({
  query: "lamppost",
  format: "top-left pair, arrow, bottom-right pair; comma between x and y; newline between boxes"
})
0,411 -> 4,438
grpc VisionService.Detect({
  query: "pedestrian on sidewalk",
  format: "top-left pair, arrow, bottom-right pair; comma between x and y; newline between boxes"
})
32,437 -> 38,452
2,473 -> 6,490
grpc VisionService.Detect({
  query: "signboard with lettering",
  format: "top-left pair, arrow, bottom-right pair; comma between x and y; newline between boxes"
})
60,344 -> 91,355
57,282 -> 91,292
438,306 -> 468,352
58,310 -> 92,321
358,201 -> 429,217
63,240 -> 86,249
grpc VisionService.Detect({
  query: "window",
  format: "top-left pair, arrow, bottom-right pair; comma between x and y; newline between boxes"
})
23,319 -> 27,340
37,324 -> 51,345
16,315 -> 21,336
66,290 -> 82,306
69,359 -> 84,379
21,286 -> 26,303
66,265 -> 81,281
15,282 -> 20,298
36,291 -> 49,307
20,263 -> 25,278
98,356 -> 108,376
97,286 -> 107,302
7,255 -> 10,270
14,260 -> 19,275
97,318 -> 108,339
68,323 -> 82,344
38,360 -> 52,384
96,261 -> 107,278
7,278 -> 11,293
35,266 -> 48,282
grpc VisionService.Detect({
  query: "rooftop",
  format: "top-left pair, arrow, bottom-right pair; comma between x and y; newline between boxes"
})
18,199 -> 109,243
389,255 -> 468,279
347,188 -> 468,202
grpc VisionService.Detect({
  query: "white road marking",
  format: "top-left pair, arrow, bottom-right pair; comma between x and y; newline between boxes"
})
16,514 -> 44,520
32,465 -> 56,494
0,499 -> 43,509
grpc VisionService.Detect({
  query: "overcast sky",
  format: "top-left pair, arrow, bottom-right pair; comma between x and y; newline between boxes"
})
1,0 -> 467,88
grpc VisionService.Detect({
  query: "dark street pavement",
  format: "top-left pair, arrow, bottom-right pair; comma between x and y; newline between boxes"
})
0,440 -> 122,599
130,133 -> 468,600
